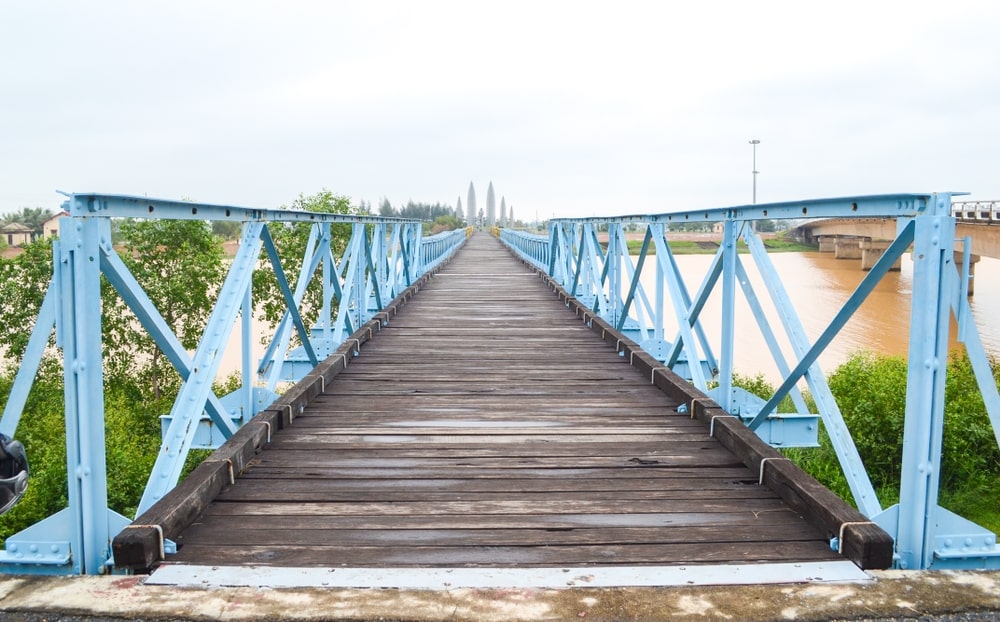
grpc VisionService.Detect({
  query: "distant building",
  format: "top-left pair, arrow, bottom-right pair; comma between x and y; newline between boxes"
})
2,223 -> 33,247
486,182 -> 496,226
712,222 -> 724,234
467,182 -> 477,226
41,211 -> 69,239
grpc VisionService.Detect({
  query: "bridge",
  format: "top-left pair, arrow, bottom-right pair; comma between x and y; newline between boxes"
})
0,192 -> 998,585
793,201 -> 1000,292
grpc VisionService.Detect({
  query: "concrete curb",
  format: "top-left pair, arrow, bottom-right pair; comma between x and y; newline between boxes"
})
0,570 -> 999,621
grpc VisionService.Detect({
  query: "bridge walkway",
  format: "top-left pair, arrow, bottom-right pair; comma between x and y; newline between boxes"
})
161,233 -> 846,570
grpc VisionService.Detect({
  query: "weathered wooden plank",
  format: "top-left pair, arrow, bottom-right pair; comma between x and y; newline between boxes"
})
227,476 -> 763,492
262,434 -> 711,446
169,541 -> 837,567
190,497 -> 794,517
192,510 -> 809,530
258,439 -> 734,453
214,486 -> 777,503
176,525 -> 824,548
238,466 -> 759,481
246,452 -> 746,469
151,234 -> 859,573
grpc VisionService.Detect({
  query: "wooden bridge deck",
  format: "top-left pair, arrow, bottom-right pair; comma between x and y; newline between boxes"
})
139,233 -> 888,571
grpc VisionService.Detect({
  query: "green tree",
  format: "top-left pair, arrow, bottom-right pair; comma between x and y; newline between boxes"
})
253,190 -> 356,332
430,214 -> 464,234
773,350 -> 1000,532
102,219 -> 226,398
0,239 -> 55,363
211,219 -> 242,240
378,198 -> 396,218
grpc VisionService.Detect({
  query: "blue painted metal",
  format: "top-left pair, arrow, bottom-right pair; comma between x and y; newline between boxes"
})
499,192 -> 1000,569
0,193 -> 465,574
0,287 -> 56,438
5,188 -> 1000,573
871,196 -> 1000,569
501,229 -> 549,271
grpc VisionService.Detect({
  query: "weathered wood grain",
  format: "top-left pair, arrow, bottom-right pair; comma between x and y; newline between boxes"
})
138,233 -> 885,574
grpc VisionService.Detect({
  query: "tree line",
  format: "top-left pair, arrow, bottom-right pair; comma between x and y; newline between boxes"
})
377,199 -> 464,234
0,190 -> 361,540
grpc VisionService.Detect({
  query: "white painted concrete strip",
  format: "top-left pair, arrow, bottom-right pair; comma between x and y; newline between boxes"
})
148,561 -> 870,589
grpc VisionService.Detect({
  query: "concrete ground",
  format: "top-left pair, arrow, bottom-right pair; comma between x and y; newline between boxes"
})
0,569 -> 999,621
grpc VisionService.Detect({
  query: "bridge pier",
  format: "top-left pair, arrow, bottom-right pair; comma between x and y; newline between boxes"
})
833,236 -> 865,260
860,239 -> 902,271
817,236 -> 837,253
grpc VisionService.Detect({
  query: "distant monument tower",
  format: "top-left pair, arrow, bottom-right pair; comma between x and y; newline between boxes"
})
500,197 -> 507,227
467,182 -> 477,225
455,196 -> 464,222
486,181 -> 496,226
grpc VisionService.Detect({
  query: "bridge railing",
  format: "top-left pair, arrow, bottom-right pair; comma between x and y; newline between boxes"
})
0,193 -> 467,575
499,192 -> 1000,571
953,200 -> 1000,222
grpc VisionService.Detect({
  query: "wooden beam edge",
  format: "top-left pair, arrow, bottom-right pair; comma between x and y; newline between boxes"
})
501,241 -> 894,570
112,234 -> 471,572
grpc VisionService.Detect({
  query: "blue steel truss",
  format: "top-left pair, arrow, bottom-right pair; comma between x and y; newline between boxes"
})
502,192 -> 1000,570
0,193 -> 467,574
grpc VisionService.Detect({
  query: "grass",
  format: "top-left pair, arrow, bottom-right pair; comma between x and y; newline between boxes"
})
621,234 -> 816,255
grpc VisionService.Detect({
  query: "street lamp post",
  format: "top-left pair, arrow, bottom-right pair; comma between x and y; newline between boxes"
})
749,139 -> 760,204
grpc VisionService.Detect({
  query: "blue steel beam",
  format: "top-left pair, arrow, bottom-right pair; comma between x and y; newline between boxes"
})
57,217 -> 121,574
257,223 -> 329,385
740,223 -> 882,517
0,287 -> 56,438
498,192 -> 1000,569
895,204 -> 953,569
0,193 -> 458,575
136,222 -> 266,515
732,258 -> 810,414
68,193 -> 413,225
99,242 -> 238,440
549,194 -> 938,225
658,225 -> 720,379
260,225 -> 319,368
746,221 -> 915,430
651,230 -> 710,390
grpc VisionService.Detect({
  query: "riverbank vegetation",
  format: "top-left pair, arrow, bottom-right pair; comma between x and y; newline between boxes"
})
735,352 -> 1000,534
0,190 -> 363,541
622,232 -> 815,255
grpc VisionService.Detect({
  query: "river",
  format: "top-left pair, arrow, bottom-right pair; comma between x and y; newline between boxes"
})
217,250 -> 1000,385
662,251 -> 1000,383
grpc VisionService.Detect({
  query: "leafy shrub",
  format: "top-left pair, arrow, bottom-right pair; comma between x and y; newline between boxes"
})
737,350 -> 1000,533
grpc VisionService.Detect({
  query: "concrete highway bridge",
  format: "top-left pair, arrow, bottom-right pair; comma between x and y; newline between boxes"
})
793,201 -> 1000,293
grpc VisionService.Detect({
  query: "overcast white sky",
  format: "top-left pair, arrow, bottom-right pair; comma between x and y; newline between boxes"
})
2,1 -> 999,220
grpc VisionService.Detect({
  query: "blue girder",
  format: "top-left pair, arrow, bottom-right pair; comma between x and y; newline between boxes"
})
500,192 -> 1000,570
0,193 -> 467,574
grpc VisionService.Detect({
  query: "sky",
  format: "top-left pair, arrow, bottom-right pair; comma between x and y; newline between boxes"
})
2,1 -> 999,221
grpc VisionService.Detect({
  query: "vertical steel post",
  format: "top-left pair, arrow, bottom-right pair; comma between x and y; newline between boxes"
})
320,223 -> 333,332
718,218 -> 738,409
652,225 -> 665,344
607,224 -> 621,324
241,274 -> 254,424
58,213 -> 111,574
896,194 -> 954,569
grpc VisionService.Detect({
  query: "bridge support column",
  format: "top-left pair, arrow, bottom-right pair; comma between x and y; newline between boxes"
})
860,240 -> 902,271
834,237 -> 865,260
817,236 -> 837,253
